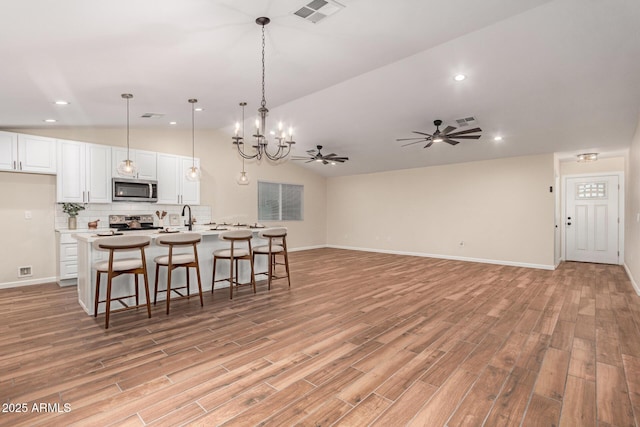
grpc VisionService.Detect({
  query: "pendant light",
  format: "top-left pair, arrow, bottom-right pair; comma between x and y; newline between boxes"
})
117,93 -> 137,177
231,17 -> 296,161
235,102 -> 250,185
185,98 -> 201,182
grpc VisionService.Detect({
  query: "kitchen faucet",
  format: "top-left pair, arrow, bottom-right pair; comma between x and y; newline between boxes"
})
181,204 -> 192,231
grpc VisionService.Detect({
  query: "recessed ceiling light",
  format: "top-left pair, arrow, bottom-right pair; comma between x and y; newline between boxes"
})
453,74 -> 466,81
43,119 -> 57,123
494,136 -> 503,141
169,121 -> 177,125
54,100 -> 69,105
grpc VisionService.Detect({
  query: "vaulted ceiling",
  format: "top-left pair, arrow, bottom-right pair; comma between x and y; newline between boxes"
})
2,0 -> 639,176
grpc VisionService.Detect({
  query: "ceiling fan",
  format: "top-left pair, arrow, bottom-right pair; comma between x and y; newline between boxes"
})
397,119 -> 482,148
292,145 -> 349,165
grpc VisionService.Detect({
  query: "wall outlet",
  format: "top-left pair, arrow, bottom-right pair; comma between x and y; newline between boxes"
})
24,211 -> 32,219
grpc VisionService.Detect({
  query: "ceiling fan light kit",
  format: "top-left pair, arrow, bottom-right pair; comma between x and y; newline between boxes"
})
292,145 -> 349,165
397,119 -> 482,149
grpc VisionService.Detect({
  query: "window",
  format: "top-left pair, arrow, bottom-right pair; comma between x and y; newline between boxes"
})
258,181 -> 304,221
576,182 -> 606,199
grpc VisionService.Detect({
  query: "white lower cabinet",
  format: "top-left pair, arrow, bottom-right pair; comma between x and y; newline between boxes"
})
157,153 -> 200,205
56,232 -> 78,285
57,141 -> 111,203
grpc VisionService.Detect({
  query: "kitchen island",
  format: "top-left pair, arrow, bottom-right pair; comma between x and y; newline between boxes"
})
72,227 -> 272,315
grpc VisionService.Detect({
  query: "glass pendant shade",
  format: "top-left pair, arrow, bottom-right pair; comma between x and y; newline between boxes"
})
186,98 -> 201,182
185,165 -> 201,181
117,159 -> 137,177
118,93 -> 137,177
236,170 -> 250,185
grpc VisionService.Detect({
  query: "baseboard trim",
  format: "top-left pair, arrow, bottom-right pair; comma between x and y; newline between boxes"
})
327,245 -> 555,270
623,263 -> 640,296
288,245 -> 328,252
0,276 -> 57,290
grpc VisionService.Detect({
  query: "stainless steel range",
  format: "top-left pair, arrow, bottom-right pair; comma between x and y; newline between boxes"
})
108,214 -> 163,232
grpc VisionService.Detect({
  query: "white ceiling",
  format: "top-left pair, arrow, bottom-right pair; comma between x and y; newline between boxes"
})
2,0 -> 640,177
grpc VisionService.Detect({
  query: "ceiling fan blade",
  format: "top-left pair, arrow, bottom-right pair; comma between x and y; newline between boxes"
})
424,141 -> 434,148
323,153 -> 337,158
305,159 -> 315,163
449,135 -> 481,139
397,137 -> 430,141
332,157 -> 349,161
442,126 -> 456,135
412,131 -> 434,137
323,160 -> 329,165
306,149 -> 319,154
446,127 -> 482,137
401,140 -> 427,147
443,138 -> 460,145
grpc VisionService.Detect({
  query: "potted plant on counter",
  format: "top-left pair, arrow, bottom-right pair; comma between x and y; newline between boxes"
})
61,203 -> 85,230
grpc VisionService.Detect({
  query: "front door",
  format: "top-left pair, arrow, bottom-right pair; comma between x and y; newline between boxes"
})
565,175 -> 619,264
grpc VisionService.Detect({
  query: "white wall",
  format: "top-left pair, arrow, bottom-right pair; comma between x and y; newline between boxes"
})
0,172 -> 56,285
0,127 -> 327,287
327,154 -> 556,268
625,115 -> 640,294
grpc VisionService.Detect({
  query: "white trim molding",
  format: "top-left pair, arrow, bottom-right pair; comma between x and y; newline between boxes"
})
624,263 -> 640,296
327,245 -> 555,270
0,276 -> 57,290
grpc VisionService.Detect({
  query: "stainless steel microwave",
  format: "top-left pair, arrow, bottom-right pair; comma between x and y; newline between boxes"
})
112,178 -> 158,202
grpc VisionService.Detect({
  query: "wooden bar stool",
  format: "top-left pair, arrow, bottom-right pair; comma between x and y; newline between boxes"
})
153,233 -> 204,315
212,229 -> 256,299
252,227 -> 291,290
93,235 -> 152,329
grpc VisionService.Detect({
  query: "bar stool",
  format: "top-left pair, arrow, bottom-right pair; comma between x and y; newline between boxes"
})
153,233 -> 204,315
93,235 -> 152,329
252,227 -> 291,290
212,229 -> 256,299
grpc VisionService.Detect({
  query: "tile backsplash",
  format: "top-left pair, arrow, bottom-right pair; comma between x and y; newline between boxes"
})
55,203 -> 212,230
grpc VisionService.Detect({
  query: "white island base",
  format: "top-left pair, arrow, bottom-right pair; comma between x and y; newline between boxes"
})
74,229 -> 271,315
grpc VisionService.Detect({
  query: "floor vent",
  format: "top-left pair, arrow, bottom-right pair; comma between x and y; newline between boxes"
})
455,116 -> 477,127
293,0 -> 345,24
18,266 -> 32,278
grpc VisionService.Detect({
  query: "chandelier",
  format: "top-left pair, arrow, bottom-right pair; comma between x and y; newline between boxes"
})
233,17 -> 296,161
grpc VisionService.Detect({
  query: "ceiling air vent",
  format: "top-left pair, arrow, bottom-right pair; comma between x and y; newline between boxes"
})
455,116 -> 477,127
293,0 -> 345,24
141,113 -> 164,119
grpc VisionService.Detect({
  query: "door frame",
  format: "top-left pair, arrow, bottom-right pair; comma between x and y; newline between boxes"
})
561,172 -> 625,265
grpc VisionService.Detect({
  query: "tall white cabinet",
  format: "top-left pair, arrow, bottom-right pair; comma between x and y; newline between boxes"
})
57,140 -> 112,203
0,131 -> 57,174
156,153 -> 200,205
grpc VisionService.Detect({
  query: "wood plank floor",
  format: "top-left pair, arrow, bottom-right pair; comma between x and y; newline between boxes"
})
1,248 -> 640,426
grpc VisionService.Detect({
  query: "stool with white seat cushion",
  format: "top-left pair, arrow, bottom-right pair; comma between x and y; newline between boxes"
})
153,233 -> 203,315
212,229 -> 256,299
93,235 -> 152,329
252,227 -> 291,290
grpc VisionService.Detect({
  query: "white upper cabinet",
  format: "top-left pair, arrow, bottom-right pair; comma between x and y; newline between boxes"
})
112,147 -> 157,180
57,140 -> 111,203
0,131 -> 56,174
156,153 -> 200,205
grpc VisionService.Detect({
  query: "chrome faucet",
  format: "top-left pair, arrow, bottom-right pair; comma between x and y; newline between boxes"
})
181,204 -> 192,231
